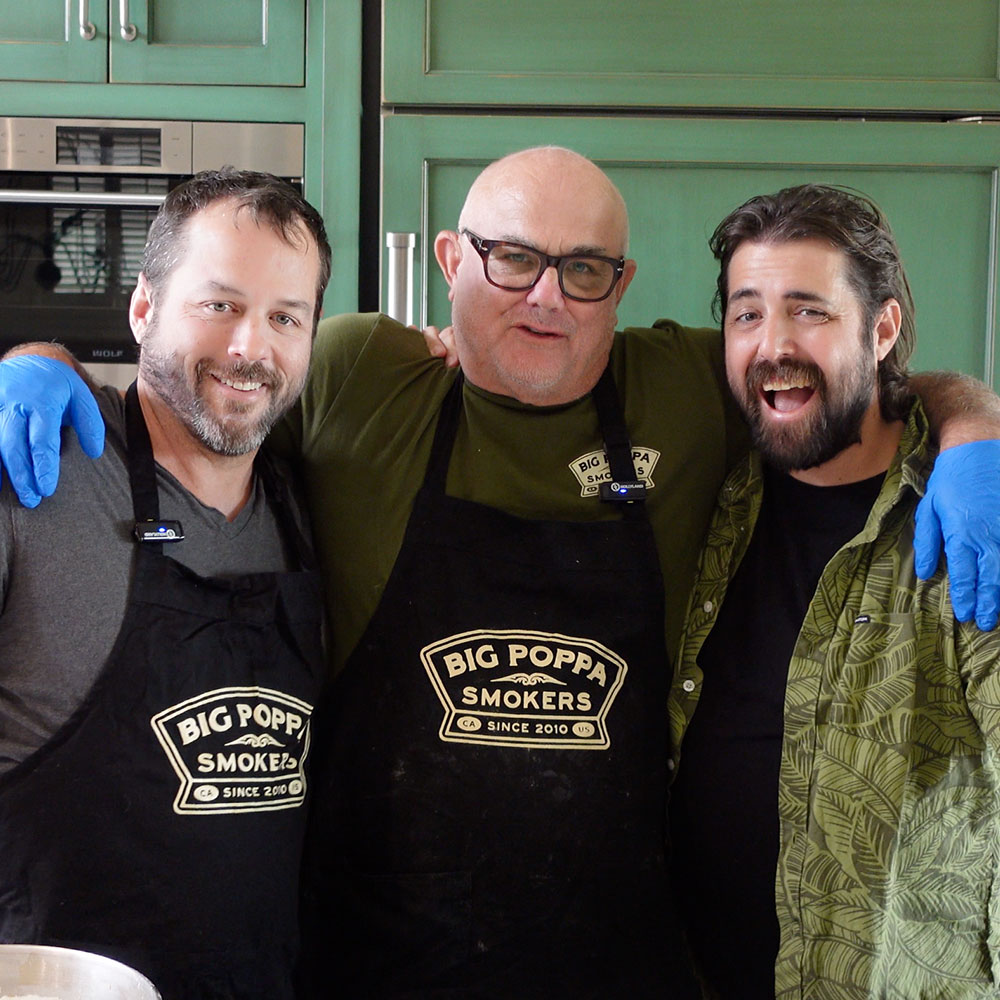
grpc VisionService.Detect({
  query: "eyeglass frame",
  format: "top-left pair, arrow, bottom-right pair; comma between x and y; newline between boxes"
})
460,229 -> 626,303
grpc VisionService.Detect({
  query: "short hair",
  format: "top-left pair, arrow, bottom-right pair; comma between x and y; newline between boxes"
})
142,167 -> 331,328
709,184 -> 915,421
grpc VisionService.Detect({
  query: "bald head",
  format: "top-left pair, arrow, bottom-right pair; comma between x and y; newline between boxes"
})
433,146 -> 637,406
459,147 -> 630,254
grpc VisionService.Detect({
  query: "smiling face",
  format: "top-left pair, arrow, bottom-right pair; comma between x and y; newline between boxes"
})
130,198 -> 319,457
723,237 -> 902,482
434,148 -> 636,405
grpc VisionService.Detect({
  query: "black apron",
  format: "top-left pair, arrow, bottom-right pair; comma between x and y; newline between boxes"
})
302,368 -> 697,999
0,384 -> 325,1000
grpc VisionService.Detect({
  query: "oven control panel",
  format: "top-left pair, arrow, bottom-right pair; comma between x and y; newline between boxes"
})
0,118 -> 303,179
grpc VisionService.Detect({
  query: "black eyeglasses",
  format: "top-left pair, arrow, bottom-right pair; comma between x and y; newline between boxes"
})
461,229 -> 625,303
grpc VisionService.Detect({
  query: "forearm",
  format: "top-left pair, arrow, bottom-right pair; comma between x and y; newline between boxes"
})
910,371 -> 1000,450
1,342 -> 97,392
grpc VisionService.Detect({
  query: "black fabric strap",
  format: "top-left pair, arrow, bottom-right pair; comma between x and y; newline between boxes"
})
591,365 -> 637,484
125,381 -> 163,533
255,448 -> 317,572
591,364 -> 647,514
423,372 -> 466,495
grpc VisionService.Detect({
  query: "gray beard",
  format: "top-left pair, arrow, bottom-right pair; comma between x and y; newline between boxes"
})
139,349 -> 293,457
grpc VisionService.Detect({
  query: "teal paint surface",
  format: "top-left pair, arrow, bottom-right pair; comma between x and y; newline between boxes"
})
385,0 -> 1000,111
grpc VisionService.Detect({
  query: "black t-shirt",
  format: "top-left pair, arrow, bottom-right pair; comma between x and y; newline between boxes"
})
669,464 -> 882,998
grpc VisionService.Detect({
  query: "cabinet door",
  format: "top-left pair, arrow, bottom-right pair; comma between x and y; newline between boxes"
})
384,0 -> 1000,113
108,0 -> 304,85
381,116 -> 1000,385
0,1 -> 109,81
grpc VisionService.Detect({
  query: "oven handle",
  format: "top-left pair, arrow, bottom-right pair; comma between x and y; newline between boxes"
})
0,190 -> 165,207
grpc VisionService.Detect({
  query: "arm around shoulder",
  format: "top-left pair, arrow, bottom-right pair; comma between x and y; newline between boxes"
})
910,371 -> 1000,630
911,370 -> 1000,449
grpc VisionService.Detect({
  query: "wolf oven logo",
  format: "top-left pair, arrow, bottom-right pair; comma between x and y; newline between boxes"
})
420,630 -> 628,749
150,687 -> 313,815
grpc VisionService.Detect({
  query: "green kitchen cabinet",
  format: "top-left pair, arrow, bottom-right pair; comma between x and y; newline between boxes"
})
384,0 -> 1000,113
381,115 -> 1000,386
0,0 -> 360,316
0,0 -> 304,85
0,3 -> 109,81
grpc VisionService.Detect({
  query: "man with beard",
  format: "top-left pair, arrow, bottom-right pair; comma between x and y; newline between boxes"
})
0,168 -> 330,1000
669,184 -> 1000,999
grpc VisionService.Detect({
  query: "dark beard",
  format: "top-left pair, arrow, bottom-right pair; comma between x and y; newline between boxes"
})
740,357 -> 875,473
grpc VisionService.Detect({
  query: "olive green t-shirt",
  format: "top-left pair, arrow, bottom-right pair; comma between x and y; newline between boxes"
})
272,312 -> 744,673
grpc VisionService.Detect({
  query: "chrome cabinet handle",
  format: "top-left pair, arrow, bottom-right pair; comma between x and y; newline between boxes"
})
119,0 -> 138,41
79,0 -> 96,40
385,232 -> 416,327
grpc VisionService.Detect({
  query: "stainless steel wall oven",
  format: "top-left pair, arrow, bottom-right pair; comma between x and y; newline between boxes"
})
0,118 -> 304,377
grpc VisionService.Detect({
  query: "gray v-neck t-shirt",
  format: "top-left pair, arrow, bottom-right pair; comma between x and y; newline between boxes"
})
0,386 -> 296,773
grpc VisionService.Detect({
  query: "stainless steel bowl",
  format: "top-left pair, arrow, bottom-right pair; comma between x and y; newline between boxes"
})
0,945 -> 161,999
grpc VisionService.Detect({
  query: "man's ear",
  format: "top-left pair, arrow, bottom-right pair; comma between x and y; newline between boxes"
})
130,273 -> 154,345
433,230 -> 462,302
614,258 -> 638,304
874,298 -> 902,362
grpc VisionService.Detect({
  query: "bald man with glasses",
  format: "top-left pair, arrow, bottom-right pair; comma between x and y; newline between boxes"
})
289,146 -> 719,997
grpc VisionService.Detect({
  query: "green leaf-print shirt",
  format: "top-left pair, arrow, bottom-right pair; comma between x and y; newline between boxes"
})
671,402 -> 1000,1000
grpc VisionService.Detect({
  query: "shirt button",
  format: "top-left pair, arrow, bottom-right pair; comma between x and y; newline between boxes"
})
682,679 -> 696,693
703,601 -> 713,613
667,759 -> 676,771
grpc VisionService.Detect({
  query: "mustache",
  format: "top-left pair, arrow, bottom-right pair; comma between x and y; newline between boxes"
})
195,359 -> 279,387
744,358 -> 825,396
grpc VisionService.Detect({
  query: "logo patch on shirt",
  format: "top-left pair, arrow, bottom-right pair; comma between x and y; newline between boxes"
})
150,687 -> 312,815
570,446 -> 660,497
420,629 -> 628,749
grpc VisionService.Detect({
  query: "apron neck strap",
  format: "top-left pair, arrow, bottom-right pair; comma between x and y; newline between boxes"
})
423,371 -> 466,496
591,364 -> 647,514
125,381 -> 162,532
254,449 -> 317,572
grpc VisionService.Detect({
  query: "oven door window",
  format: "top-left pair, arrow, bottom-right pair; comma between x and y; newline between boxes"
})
0,173 -> 176,364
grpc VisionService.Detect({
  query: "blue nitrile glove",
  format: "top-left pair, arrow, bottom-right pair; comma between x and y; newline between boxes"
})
0,356 -> 105,508
914,439 -> 1000,630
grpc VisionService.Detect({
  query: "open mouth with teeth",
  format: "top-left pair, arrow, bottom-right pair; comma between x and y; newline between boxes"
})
213,373 -> 267,393
760,375 -> 817,414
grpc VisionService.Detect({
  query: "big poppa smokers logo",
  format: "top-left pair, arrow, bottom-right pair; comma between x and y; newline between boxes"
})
570,446 -> 660,498
150,687 -> 312,816
421,630 -> 628,749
